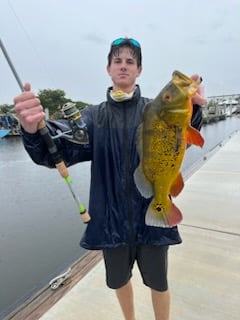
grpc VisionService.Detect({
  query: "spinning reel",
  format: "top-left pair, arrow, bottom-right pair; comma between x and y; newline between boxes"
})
52,102 -> 89,144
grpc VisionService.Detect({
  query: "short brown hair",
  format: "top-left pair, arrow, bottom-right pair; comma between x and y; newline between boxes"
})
107,37 -> 142,67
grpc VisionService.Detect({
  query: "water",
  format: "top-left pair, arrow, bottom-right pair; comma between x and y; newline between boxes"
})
0,138 -> 90,316
0,116 -> 240,316
183,116 -> 240,171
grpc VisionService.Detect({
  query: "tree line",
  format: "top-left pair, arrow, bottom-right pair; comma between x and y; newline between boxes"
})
0,88 -> 90,119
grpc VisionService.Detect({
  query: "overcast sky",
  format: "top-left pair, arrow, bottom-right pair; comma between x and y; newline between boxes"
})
1,0 -> 240,105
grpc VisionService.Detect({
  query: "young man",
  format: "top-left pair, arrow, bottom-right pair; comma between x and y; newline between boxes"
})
14,38 -> 202,320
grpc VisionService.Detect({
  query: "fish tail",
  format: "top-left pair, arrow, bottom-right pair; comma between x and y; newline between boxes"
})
145,198 -> 182,227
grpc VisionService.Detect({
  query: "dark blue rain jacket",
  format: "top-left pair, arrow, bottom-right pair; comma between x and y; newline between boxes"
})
21,85 -> 202,250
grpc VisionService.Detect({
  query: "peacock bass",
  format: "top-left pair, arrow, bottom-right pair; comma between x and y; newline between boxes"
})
134,70 -> 204,227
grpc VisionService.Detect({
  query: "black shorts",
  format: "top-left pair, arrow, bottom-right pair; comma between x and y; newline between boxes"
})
102,245 -> 169,292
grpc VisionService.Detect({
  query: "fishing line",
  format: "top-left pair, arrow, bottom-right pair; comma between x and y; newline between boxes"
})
7,0 -> 57,87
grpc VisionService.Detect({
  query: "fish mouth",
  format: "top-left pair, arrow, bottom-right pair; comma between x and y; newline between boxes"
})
172,70 -> 198,97
172,70 -> 191,82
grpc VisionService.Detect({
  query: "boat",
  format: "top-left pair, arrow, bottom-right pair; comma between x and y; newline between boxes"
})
217,99 -> 238,116
0,128 -> 10,138
0,113 -> 20,136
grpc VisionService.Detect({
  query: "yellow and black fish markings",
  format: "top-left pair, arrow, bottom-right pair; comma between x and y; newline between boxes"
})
134,71 -> 204,227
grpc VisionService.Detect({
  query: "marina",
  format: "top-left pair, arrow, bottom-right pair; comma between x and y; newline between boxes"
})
203,94 -> 240,124
0,112 -> 20,136
0,116 -> 240,319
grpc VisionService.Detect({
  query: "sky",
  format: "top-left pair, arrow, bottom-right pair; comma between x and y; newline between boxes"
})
1,0 -> 240,105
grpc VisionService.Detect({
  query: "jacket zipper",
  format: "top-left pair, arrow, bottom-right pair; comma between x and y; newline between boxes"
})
123,106 -> 135,244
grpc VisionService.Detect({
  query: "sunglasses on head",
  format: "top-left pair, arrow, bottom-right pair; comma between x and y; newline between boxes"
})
111,38 -> 141,48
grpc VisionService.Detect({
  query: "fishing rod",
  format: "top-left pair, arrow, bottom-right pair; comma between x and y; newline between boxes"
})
0,37 -> 91,223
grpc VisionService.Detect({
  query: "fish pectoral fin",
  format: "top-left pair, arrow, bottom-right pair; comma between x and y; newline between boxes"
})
186,126 -> 204,147
170,173 -> 184,197
145,198 -> 183,227
134,165 -> 153,198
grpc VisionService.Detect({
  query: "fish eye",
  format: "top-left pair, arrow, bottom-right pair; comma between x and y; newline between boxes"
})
163,93 -> 171,102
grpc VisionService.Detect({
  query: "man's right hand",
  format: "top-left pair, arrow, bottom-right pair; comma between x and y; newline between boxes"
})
14,83 -> 45,134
